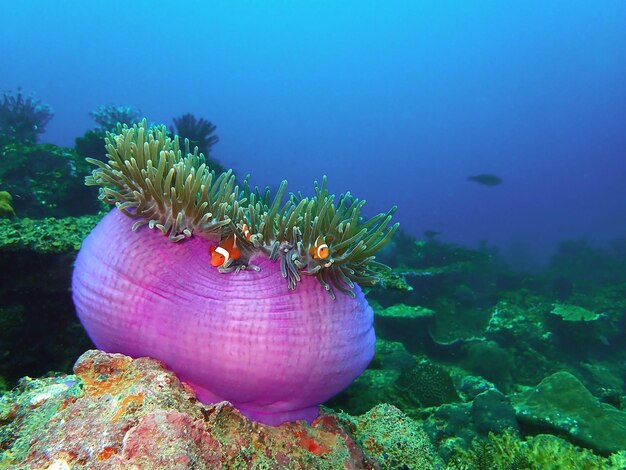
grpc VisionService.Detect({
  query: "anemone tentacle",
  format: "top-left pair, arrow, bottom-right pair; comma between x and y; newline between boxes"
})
86,119 -> 398,296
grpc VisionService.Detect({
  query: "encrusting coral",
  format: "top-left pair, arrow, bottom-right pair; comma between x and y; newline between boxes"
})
86,119 -> 397,298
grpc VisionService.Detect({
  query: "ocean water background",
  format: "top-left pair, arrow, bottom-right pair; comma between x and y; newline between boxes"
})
2,0 -> 625,265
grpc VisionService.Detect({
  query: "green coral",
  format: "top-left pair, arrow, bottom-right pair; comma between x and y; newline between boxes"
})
550,303 -> 600,322
512,371 -> 626,455
395,359 -> 460,408
372,267 -> 413,292
0,191 -> 14,217
0,214 -> 102,253
0,143 -> 99,218
341,403 -> 444,469
448,429 -> 626,469
86,120 -> 398,297
376,304 -> 435,319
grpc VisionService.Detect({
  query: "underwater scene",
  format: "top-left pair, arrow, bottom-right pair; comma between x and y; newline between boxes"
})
1,1 -> 626,469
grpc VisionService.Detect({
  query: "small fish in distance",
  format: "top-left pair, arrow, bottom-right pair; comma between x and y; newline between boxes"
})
467,174 -> 502,186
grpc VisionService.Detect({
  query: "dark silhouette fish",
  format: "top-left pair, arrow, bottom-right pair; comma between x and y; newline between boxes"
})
467,174 -> 502,186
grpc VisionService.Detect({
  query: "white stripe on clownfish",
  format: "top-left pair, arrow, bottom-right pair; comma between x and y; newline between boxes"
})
316,243 -> 329,259
310,235 -> 330,260
214,246 -> 230,263
209,233 -> 242,267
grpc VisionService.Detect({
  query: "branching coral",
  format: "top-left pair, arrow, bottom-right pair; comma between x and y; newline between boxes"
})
170,113 -> 219,157
0,89 -> 53,144
90,105 -> 141,131
86,119 -> 398,298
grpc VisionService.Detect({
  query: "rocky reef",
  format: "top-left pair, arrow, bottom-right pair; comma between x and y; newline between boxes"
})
0,350 -> 442,469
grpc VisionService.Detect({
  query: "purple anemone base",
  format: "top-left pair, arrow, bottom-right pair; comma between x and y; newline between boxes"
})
72,210 -> 376,425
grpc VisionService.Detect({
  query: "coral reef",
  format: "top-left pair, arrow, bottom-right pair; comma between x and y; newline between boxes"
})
340,403 -> 444,468
0,215 -> 98,386
512,371 -> 626,455
0,214 -> 101,252
372,267 -> 413,293
372,303 -> 435,353
170,113 -> 219,158
545,303 -> 612,359
2,113 -> 624,466
448,429 -> 626,470
0,142 -> 100,217
395,359 -> 460,408
550,303 -> 601,321
74,105 -> 142,164
75,128 -> 109,162
90,104 -> 141,131
469,389 -> 518,436
460,341 -> 513,391
548,237 -> 626,290
373,230 -> 505,314
0,89 -> 53,145
0,350 -> 439,469
483,295 -> 560,386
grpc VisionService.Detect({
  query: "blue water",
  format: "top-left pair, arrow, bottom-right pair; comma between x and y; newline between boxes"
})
2,0 -> 625,264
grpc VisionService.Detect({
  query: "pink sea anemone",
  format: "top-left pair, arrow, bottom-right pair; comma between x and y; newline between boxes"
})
72,120 -> 397,425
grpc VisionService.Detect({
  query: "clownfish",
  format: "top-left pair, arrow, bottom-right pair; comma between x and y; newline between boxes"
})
241,223 -> 253,241
209,233 -> 241,267
310,235 -> 330,260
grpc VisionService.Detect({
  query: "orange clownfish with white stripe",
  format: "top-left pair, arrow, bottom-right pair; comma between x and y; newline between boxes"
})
241,223 -> 253,241
209,233 -> 241,267
310,235 -> 330,260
